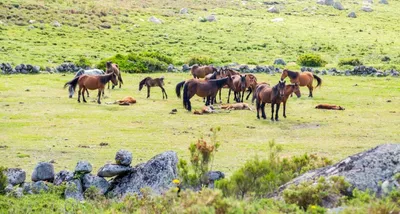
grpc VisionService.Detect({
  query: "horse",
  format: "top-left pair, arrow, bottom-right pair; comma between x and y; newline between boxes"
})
227,74 -> 247,103
64,72 -> 118,104
106,61 -> 123,89
252,82 -> 271,104
281,84 -> 301,118
67,69 -> 104,98
190,65 -> 217,79
139,76 -> 168,99
255,81 -> 286,121
243,74 -> 258,102
221,103 -> 252,111
182,76 -> 235,111
315,104 -> 345,110
280,69 -> 322,97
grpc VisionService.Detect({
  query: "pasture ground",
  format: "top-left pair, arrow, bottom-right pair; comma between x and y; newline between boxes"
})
0,73 -> 399,176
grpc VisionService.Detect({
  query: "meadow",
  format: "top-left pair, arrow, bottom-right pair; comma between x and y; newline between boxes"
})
0,73 -> 399,176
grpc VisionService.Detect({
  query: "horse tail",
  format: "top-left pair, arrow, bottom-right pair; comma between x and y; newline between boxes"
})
64,76 -> 79,90
139,77 -> 150,91
182,82 -> 191,111
175,81 -> 185,98
313,74 -> 322,88
118,72 -> 123,84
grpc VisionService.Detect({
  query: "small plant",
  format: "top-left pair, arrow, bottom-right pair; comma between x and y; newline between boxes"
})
338,57 -> 362,66
297,53 -> 326,67
187,56 -> 215,66
84,186 -> 105,201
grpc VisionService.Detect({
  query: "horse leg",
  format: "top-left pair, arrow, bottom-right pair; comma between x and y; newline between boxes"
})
77,87 -> 82,103
97,90 -> 102,104
283,101 -> 287,118
275,103 -> 281,121
271,103 -> 275,121
219,89 -> 222,103
160,86 -> 167,99
241,90 -> 245,103
308,84 -> 313,97
256,100 -> 260,119
205,96 -> 210,106
261,103 -> 266,119
147,86 -> 150,99
107,81 -> 110,90
82,87 -> 87,103
86,89 -> 90,97
227,89 -> 231,103
246,88 -> 252,101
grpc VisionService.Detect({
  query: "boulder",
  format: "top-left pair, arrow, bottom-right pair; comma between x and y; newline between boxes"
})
31,181 -> 49,194
75,161 -> 92,174
348,11 -> 357,18
11,187 -> 23,198
179,8 -> 188,14
182,64 -> 191,72
277,144 -> 400,197
22,182 -> 33,194
31,66 -> 40,73
149,16 -> 162,24
5,168 -> 26,186
82,174 -> 110,194
207,171 -> 225,189
361,6 -> 373,12
97,164 -> 132,177
273,58 -> 286,65
333,2 -> 344,10
65,179 -> 84,201
115,150 -> 132,166
54,170 -> 74,185
167,64 -> 175,72
267,6 -> 279,13
108,151 -> 178,197
31,162 -> 54,182
379,0 -> 388,4
206,15 -> 217,22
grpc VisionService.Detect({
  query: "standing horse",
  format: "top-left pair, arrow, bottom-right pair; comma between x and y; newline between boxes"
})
281,84 -> 301,118
67,69 -> 104,98
256,81 -> 286,121
280,69 -> 321,97
64,72 -> 117,104
244,74 -> 258,102
139,76 -> 168,99
182,76 -> 235,111
227,75 -> 247,103
190,65 -> 217,79
106,61 -> 123,89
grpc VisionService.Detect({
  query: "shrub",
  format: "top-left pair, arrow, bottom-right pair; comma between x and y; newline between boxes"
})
187,56 -> 215,66
75,56 -> 92,68
338,57 -> 363,66
0,167 -> 7,195
297,53 -> 326,67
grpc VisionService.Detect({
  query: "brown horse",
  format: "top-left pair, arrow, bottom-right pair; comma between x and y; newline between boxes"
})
139,76 -> 168,99
281,84 -> 301,118
106,61 -> 123,89
227,74 -> 247,103
182,76 -> 235,111
191,65 -> 218,79
280,69 -> 321,97
220,69 -> 258,103
255,81 -> 286,121
315,104 -> 345,110
64,72 -> 118,104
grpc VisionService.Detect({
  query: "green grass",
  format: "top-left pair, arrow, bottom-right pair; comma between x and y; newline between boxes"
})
0,73 -> 399,176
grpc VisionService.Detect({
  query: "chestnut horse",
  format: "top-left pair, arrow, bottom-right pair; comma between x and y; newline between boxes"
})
182,76 -> 235,111
227,74 -> 247,103
281,84 -> 301,118
255,81 -> 286,121
106,61 -> 123,89
280,69 -> 321,97
67,69 -> 104,98
139,76 -> 168,99
191,65 -> 218,79
64,72 -> 117,104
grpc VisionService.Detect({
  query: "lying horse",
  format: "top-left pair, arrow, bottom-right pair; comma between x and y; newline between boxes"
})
106,61 -> 123,89
315,104 -> 345,110
221,103 -> 252,110
255,81 -> 286,121
191,65 -> 218,79
139,76 -> 168,99
67,69 -> 104,98
280,69 -> 321,97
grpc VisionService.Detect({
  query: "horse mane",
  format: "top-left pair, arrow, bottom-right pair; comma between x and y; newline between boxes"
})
213,77 -> 228,88
139,77 -> 150,91
100,73 -> 113,85
272,82 -> 280,97
285,69 -> 299,79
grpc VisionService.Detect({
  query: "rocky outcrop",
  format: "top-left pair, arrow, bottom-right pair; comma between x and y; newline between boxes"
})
31,162 -> 54,182
108,151 -> 178,198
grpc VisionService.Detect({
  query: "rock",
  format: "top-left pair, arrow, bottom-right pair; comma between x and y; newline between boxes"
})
22,182 -> 33,194
11,187 -> 23,198
273,58 -> 286,65
115,150 -> 133,166
179,8 -> 188,14
271,18 -> 284,22
207,171 -> 225,182
108,151 -> 178,197
31,66 -> 40,73
239,65 -> 249,72
65,179 -> 84,201
75,161 -> 92,174
31,181 -> 49,194
97,164 -> 132,177
5,184 -> 13,193
361,6 -> 373,12
167,64 -> 175,72
206,15 -> 217,22
31,162 -> 55,182
82,174 -> 110,194
379,0 -> 388,4
149,16 -> 162,24
277,144 -> 400,198
28,20 -> 35,24
100,23 -> 111,29
182,64 -> 190,72
52,21 -> 61,27
5,168 -> 26,186
348,11 -> 357,18
317,0 -> 334,5
54,170 -> 74,185
267,6 -> 279,13
381,56 -> 390,62
333,2 -> 344,10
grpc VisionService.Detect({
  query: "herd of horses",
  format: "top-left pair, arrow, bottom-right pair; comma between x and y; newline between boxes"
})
64,62 -> 322,121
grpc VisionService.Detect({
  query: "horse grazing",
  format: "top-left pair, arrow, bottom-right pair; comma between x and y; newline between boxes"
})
67,69 -> 104,98
64,72 -> 117,104
315,104 -> 345,110
182,76 -> 235,111
227,74 -> 247,103
281,84 -> 301,118
191,65 -> 217,79
139,76 -> 168,99
255,81 -> 286,121
106,61 -> 123,89
280,69 -> 322,97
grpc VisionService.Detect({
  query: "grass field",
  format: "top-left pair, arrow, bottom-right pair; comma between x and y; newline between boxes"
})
0,73 -> 399,176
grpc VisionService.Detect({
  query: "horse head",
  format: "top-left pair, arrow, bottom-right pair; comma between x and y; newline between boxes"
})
291,83 -> 301,98
110,72 -> 118,85
106,61 -> 112,68
226,75 -> 235,89
278,80 -> 286,98
239,75 -> 247,91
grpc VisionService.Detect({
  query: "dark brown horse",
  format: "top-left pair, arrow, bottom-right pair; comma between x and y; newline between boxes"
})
139,76 -> 167,99
182,76 -> 235,111
281,84 -> 301,118
227,74 -> 247,103
106,61 -> 123,89
255,81 -> 286,121
191,65 -> 218,79
64,72 -> 118,104
280,69 -> 321,97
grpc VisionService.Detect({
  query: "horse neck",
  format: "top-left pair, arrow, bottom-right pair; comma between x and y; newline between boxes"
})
101,73 -> 113,84
215,77 -> 228,89
284,86 -> 293,98
287,70 -> 299,79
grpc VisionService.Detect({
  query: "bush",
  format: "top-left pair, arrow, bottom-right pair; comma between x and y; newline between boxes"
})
297,53 -> 326,67
187,56 -> 215,66
338,57 -> 363,66
75,56 -> 92,68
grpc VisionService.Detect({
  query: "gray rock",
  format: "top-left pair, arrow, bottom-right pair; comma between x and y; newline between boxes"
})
5,168 -> 26,186
115,150 -> 132,166
206,15 -> 217,22
52,21 -> 61,27
333,2 -> 344,10
82,174 -> 110,194
108,151 -> 178,197
239,65 -> 249,72
267,6 -> 279,13
273,58 -> 286,65
149,16 -> 162,24
32,66 -> 40,73
100,23 -> 111,29
31,181 -> 49,194
12,187 -> 23,198
75,161 -> 92,174
179,8 -> 188,14
208,171 -> 225,181
65,179 -> 84,201
5,184 -> 13,193
317,0 -> 334,5
54,170 -> 74,185
31,162 -> 54,182
167,64 -> 175,72
379,0 -> 388,4
381,56 -> 390,62
97,164 -> 132,177
361,6 -> 373,12
182,64 -> 190,72
348,11 -> 357,18
22,182 -> 33,194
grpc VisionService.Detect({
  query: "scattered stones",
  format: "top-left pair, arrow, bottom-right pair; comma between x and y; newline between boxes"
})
54,170 -> 74,185
11,187 -> 24,198
75,161 -> 92,174
149,16 -> 162,24
333,2 -> 344,10
273,58 -> 286,65
207,171 -> 225,188
65,179 -> 84,201
5,168 -> 26,186
31,181 -> 49,194
97,164 -> 132,177
361,6 -> 373,12
267,6 -> 279,13
348,11 -> 357,18
82,174 -> 110,194
179,8 -> 188,14
31,162 -> 55,182
22,183 -> 32,194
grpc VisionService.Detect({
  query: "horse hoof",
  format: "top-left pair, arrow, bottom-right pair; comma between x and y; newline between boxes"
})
283,115 -> 287,118
83,101 -> 87,103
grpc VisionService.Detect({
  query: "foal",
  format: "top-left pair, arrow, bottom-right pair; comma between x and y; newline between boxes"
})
139,76 -> 168,99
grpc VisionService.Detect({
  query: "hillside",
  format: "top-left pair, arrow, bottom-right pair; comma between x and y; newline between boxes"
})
1,0 -> 400,69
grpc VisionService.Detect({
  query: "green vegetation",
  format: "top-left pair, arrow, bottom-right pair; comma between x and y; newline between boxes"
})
338,57 -> 363,67
297,53 -> 327,67
74,56 -> 93,68
0,167 -> 7,195
187,56 -> 215,66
